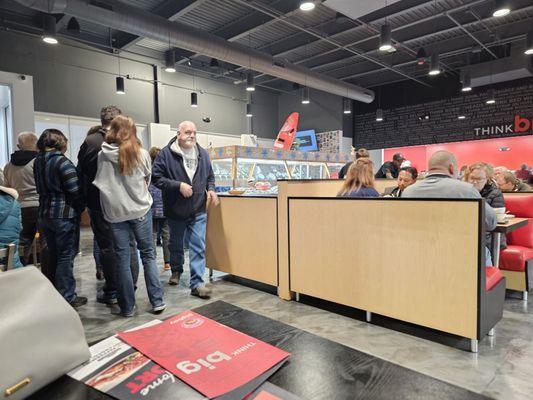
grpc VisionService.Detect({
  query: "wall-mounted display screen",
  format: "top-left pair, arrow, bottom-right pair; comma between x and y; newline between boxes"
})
293,130 -> 318,152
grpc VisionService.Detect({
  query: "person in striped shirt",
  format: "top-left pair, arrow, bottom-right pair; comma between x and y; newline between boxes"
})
34,129 -> 87,308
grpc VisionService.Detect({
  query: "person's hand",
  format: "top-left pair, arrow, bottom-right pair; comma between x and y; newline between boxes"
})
207,190 -> 219,207
180,182 -> 193,198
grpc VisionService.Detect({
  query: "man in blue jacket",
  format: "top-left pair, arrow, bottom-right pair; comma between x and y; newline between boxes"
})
152,121 -> 219,299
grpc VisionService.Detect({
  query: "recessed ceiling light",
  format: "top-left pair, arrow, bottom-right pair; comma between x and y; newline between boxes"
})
493,0 -> 511,17
299,1 -> 315,11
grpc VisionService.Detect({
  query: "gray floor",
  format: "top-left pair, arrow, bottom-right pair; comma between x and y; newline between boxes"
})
73,229 -> 533,400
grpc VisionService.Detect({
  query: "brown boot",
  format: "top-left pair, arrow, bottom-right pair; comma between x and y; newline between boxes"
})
191,285 -> 212,299
168,272 -> 181,285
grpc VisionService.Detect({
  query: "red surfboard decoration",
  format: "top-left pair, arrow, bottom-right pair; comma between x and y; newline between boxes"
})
274,112 -> 299,150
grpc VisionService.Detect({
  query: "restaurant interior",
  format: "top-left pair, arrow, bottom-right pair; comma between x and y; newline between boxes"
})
0,0 -> 532,399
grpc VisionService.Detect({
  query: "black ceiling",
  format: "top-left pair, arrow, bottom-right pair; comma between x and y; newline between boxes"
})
1,0 -> 532,94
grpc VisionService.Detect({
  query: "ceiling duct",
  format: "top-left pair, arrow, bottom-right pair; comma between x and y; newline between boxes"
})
14,0 -> 375,103
462,45 -> 533,88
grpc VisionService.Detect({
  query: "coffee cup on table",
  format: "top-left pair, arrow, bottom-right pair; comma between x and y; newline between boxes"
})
493,207 -> 506,215
496,213 -> 507,223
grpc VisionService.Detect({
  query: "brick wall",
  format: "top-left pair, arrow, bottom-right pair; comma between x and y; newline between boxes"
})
353,81 -> 533,149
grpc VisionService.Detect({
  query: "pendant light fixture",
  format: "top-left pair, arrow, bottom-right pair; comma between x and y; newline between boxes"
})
428,52 -> 440,75
379,23 -> 393,52
301,41 -> 310,104
492,0 -> 511,17
458,104 -> 466,120
191,92 -> 198,107
301,87 -> 310,104
376,86 -> 383,121
525,30 -> 533,55
164,33 -> 176,73
379,1 -> 392,52
190,72 -> 198,107
246,72 -> 255,92
343,99 -> 352,114
115,77 -> 125,95
485,88 -> 496,104
461,69 -> 472,92
42,14 -> 58,44
165,50 -> 176,73
246,103 -> 253,117
299,1 -> 315,11
246,34 -> 255,92
115,54 -> 125,94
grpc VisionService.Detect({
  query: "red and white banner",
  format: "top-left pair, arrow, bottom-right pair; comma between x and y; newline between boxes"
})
118,311 -> 290,399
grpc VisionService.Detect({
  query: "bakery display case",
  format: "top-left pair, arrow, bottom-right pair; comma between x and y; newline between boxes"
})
209,146 -> 349,194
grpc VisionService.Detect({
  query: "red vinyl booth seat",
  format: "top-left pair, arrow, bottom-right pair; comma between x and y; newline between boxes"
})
501,195 -> 533,272
500,246 -> 533,271
486,266 -> 504,291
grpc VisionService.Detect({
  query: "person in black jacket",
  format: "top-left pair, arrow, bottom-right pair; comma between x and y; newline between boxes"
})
77,106 -> 139,305
466,162 -> 506,254
375,153 -> 404,179
152,120 -> 219,299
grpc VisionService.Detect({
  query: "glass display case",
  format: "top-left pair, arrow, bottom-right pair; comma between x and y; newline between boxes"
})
209,146 -> 350,194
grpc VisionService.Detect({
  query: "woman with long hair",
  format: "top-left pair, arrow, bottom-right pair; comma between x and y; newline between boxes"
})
337,158 -> 380,198
94,115 -> 165,317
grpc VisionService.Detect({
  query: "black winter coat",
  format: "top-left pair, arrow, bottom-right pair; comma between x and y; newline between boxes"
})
480,181 -> 506,251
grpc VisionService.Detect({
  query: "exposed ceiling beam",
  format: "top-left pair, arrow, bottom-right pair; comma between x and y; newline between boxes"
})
251,0 -> 493,83
257,2 -> 533,86
266,0 -> 474,62
444,12 -> 498,59
341,31 -> 528,85
232,0 -> 431,87
175,0 -> 307,66
331,5 -> 533,80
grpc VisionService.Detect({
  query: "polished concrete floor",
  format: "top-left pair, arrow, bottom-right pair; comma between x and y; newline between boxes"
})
73,229 -> 533,400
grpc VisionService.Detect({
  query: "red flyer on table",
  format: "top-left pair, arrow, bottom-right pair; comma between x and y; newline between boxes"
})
118,311 -> 290,399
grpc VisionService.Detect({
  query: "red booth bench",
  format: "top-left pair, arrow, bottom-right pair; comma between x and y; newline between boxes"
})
501,194 -> 533,300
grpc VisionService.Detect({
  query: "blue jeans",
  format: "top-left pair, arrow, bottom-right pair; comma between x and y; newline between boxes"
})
39,217 -> 78,303
110,211 -> 164,313
89,209 -> 139,299
93,237 -> 102,269
485,247 -> 493,267
168,213 -> 207,289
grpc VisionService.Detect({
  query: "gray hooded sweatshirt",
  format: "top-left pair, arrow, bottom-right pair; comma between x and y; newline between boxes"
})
93,142 -> 153,223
